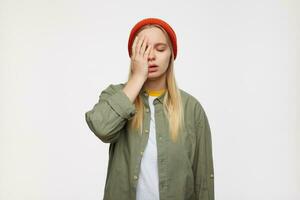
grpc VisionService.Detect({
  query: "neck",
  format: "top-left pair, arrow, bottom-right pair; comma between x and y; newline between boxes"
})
143,74 -> 167,91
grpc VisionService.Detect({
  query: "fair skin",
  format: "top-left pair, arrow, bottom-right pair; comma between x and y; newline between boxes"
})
123,27 -> 172,102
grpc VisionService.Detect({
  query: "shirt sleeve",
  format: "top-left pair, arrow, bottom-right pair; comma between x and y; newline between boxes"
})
192,103 -> 215,200
85,84 -> 137,143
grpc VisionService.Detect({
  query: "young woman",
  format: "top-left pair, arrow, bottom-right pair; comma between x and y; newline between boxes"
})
85,18 -> 214,200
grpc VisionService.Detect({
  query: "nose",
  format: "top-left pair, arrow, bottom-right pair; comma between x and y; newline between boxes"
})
148,47 -> 155,61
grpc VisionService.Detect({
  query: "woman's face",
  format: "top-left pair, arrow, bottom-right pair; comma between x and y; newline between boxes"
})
136,27 -> 172,79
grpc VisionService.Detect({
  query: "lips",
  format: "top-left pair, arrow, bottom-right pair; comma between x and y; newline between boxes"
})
148,64 -> 158,72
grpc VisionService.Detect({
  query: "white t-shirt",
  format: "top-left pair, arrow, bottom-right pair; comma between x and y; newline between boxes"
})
136,96 -> 160,200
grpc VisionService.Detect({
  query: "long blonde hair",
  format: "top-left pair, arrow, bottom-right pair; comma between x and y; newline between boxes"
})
127,24 -> 184,143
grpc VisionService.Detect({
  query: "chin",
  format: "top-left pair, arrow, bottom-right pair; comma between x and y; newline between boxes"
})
147,72 -> 164,80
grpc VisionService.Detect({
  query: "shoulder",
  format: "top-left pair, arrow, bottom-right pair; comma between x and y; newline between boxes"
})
179,88 -> 207,123
179,88 -> 204,110
103,82 -> 126,92
101,82 -> 126,93
98,82 -> 126,99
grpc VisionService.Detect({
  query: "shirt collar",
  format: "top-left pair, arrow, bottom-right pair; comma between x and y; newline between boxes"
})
121,82 -> 166,104
139,87 -> 166,104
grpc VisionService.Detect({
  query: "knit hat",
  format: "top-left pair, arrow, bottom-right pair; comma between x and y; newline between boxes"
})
128,18 -> 177,60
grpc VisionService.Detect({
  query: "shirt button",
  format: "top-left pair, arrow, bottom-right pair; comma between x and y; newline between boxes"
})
210,174 -> 214,179
145,108 -> 150,112
140,151 -> 144,155
133,175 -> 138,180
145,129 -> 149,133
159,136 -> 162,140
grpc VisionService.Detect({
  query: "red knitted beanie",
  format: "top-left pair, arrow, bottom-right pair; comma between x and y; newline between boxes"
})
128,18 -> 177,60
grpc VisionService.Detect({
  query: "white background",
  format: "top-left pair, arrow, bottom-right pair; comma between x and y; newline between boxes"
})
1,0 -> 299,199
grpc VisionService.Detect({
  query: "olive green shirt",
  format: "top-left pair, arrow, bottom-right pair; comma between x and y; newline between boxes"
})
85,83 -> 215,200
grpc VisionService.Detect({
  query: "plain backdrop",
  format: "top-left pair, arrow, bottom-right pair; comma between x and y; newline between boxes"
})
1,0 -> 299,199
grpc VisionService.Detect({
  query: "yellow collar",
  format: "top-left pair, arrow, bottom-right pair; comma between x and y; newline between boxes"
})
145,88 -> 166,97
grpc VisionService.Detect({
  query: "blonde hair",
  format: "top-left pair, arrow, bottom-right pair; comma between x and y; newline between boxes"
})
127,24 -> 184,143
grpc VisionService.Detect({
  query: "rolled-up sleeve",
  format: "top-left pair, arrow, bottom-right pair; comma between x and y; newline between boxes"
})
193,103 -> 214,200
85,84 -> 137,143
106,89 -> 137,119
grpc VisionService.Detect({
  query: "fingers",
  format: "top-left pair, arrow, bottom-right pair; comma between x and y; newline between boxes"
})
132,34 -> 151,60
140,36 -> 148,55
144,44 -> 152,58
131,36 -> 138,59
135,35 -> 144,58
